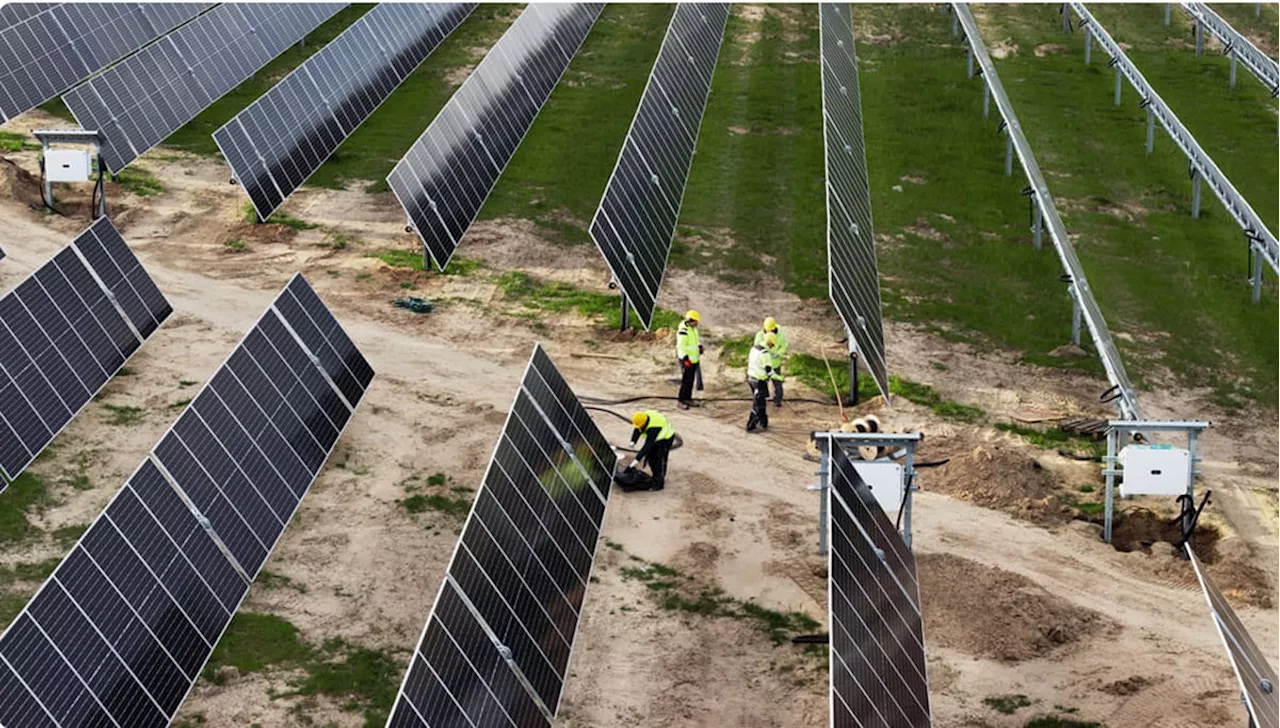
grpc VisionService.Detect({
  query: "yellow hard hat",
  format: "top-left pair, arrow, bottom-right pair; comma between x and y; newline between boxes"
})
685,310 -> 701,323
632,412 -> 650,429
764,333 -> 778,348
763,316 -> 777,332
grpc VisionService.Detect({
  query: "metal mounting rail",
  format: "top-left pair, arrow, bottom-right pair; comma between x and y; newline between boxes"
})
952,3 -> 1142,421
1177,2 -> 1280,95
1064,3 -> 1279,299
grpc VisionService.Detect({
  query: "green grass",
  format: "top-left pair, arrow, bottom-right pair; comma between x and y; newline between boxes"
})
476,4 -> 675,243
258,570 -> 309,594
498,270 -> 683,330
426,473 -> 448,487
100,403 -> 145,426
0,473 -> 52,545
0,557 -> 61,583
984,694 -> 1034,715
0,131 -> 38,152
400,493 -> 471,520
242,202 -> 319,229
223,239 -> 247,252
163,6 -> 374,157
51,523 -> 87,547
719,335 -> 754,368
783,353 -> 986,421
367,248 -> 423,270
996,422 -> 1106,458
115,168 -> 165,197
169,398 -> 193,410
203,612 -> 312,678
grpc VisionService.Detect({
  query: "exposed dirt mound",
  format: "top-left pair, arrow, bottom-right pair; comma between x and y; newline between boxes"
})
1208,538 -> 1275,609
1101,675 -> 1151,696
918,553 -> 1115,662
1108,508 -> 1220,561
1,156 -> 54,211
926,443 -> 1069,524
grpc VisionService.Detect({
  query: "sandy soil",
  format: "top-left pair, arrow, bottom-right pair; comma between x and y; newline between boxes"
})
0,104 -> 1276,728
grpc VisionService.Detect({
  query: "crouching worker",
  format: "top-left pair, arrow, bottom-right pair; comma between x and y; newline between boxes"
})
618,410 -> 675,492
747,334 -> 777,432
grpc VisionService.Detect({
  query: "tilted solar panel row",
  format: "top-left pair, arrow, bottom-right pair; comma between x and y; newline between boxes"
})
828,443 -> 931,728
588,3 -> 730,329
0,274 -> 373,728
215,3 -> 476,222
387,344 -> 615,728
388,3 -> 604,271
0,217 -> 170,485
0,3 -> 210,123
63,3 -> 347,172
820,3 -> 890,400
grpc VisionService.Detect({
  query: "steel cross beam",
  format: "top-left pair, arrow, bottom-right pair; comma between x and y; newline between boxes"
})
1179,2 -> 1280,95
1065,3 -> 1279,282
952,3 -> 1143,421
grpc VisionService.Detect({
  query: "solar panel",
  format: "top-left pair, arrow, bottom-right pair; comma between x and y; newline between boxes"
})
215,4 -> 476,222
587,3 -> 729,330
388,3 -> 604,271
387,343 -> 616,727
0,217 -> 171,486
820,3 -> 890,400
1187,545 -> 1279,728
62,3 -> 346,173
0,3 -> 210,123
828,443 -> 931,728
0,273 -> 373,728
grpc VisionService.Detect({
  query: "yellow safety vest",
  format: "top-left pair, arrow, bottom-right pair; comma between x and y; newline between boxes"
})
641,410 -> 675,440
677,322 -> 701,363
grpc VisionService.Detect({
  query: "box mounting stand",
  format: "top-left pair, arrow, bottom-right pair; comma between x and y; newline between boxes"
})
32,130 -> 107,218
1102,420 -> 1210,544
811,431 -> 923,555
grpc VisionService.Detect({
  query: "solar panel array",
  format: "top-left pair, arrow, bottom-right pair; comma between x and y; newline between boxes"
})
587,3 -> 730,329
0,273 -> 373,728
0,3 -> 210,123
1186,545 -> 1279,728
828,443 -> 931,728
387,344 -> 616,728
0,217 -> 170,486
388,3 -> 604,271
820,3 -> 890,400
215,3 -> 476,222
63,3 -> 346,173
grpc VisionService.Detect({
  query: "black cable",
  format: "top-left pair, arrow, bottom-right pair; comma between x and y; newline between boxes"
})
579,394 -> 841,407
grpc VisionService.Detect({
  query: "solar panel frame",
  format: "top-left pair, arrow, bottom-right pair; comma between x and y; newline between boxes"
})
1186,545 -> 1279,728
0,273 -> 373,728
0,3 -> 211,124
828,443 -> 931,728
587,3 -> 729,330
388,3 -> 604,272
62,3 -> 346,172
215,3 -> 477,222
0,217 -> 170,486
820,3 -> 890,400
387,343 -> 616,728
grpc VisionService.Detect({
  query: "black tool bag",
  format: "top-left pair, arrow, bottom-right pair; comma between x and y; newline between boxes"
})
614,466 -> 655,492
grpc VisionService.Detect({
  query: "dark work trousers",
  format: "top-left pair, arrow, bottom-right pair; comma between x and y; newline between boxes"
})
747,378 -> 770,431
678,360 -> 699,402
771,378 -> 784,406
644,438 -> 673,489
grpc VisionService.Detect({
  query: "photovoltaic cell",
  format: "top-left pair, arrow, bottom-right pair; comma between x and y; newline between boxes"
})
62,3 -> 346,172
387,344 -> 615,728
0,273 -> 373,728
588,3 -> 729,329
820,3 -> 889,399
0,217 -> 169,486
0,3 -> 210,123
1187,545 -> 1279,728
828,443 -> 931,728
388,3 -> 604,271
215,4 -> 476,222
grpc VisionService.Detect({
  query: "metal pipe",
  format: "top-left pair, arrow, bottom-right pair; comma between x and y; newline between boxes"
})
902,446 -> 916,549
1104,429 -> 1117,543
1032,203 -> 1043,250
1005,133 -> 1013,176
847,349 -> 860,406
1085,27 -> 1092,65
1195,19 -> 1204,56
1063,4 -> 1071,33
1146,105 -> 1155,154
1192,171 -> 1202,219
817,439 -> 830,556
1230,53 -> 1238,88
1071,286 -> 1082,345
967,44 -> 974,78
1252,246 -> 1264,303
620,294 -> 629,331
1165,3 -> 1172,25
1114,65 -> 1123,105
983,83 -> 990,117
952,9 -> 959,36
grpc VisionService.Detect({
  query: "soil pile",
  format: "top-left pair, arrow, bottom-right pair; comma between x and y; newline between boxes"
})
918,553 -> 1114,662
925,443 -> 1069,523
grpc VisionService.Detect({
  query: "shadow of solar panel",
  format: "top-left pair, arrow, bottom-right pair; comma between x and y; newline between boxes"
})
0,218 -> 169,485
587,3 -> 728,330
63,3 -> 345,172
829,444 -> 930,728
820,4 -> 889,400
388,344 -> 615,727
0,3 -> 210,123
0,274 -> 372,728
215,4 -> 475,222
1187,546 -> 1279,728
388,3 -> 604,272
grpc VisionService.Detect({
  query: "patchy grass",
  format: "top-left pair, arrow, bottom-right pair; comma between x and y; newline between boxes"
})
0,131 -> 39,152
367,248 -> 423,270
719,335 -> 754,368
101,403 -> 146,426
51,523 -> 87,547
985,694 -> 1034,715
258,570 -> 309,594
178,379 -> 199,388
1023,717 -> 1103,728
115,168 -> 165,197
169,398 -> 193,410
498,270 -> 683,330
0,472 -> 53,544
892,377 -> 986,422
242,202 -> 319,230
0,557 -> 61,583
322,231 -> 359,250
400,493 -> 471,521
785,354 -> 984,421
223,239 -> 247,252
996,422 -> 1106,458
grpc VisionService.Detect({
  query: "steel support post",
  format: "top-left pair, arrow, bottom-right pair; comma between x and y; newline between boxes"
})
1164,3 -> 1171,25
1146,106 -> 1155,154
1251,246 -> 1264,303
1069,284 -> 1083,346
1192,170 -> 1202,219
902,447 -> 916,549
1195,19 -> 1204,56
1104,429 -> 1117,543
967,45 -> 974,79
1005,133 -> 1013,177
1062,5 -> 1071,33
619,295 -> 629,331
1114,66 -> 1123,105
816,438 -> 830,556
1084,27 -> 1092,65
846,349 -> 860,407
952,10 -> 959,37
1185,429 -> 1200,539
1257,3 -> 1263,16
982,83 -> 990,117
1032,203 -> 1043,250
40,140 -> 53,211
1229,54 -> 1238,88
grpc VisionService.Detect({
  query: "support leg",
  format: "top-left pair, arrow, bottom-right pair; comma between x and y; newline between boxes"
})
1062,5 -> 1070,33
1252,246 -> 1264,303
1104,430 -> 1117,544
1230,54 -> 1238,88
1146,105 -> 1155,154
983,83 -> 990,117
1195,19 -> 1203,56
902,446 -> 915,549
817,438 -> 830,556
1192,171 -> 1202,219
620,295 -> 629,331
1114,66 -> 1123,106
1069,284 -> 1082,346
1085,27 -> 1092,65
952,10 -> 958,37
967,45 -> 974,79
846,352 -> 860,407
1164,3 -> 1171,25
1032,203 -> 1043,250
1005,133 -> 1013,177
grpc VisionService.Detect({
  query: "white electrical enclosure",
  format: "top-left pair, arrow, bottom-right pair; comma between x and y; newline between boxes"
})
45,148 -> 92,182
851,460 -> 905,515
1119,445 -> 1191,497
